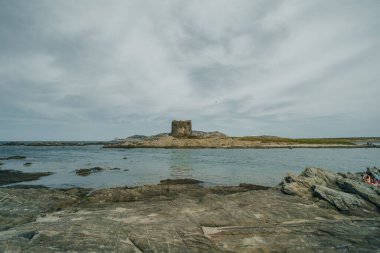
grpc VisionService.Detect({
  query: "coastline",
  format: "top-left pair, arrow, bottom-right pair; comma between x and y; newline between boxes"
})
103,136 -> 379,149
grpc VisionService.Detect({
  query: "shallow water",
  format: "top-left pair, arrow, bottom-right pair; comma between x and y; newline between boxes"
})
0,145 -> 379,188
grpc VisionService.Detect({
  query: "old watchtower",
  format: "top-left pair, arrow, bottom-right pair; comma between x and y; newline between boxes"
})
171,120 -> 192,138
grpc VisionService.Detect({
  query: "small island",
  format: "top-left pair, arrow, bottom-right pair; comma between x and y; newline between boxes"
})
105,120 -> 380,149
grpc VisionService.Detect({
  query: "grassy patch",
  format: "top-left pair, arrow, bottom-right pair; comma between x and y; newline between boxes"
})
236,136 -> 356,145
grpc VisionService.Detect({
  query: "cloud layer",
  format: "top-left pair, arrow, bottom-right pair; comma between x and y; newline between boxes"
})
1,0 -> 379,140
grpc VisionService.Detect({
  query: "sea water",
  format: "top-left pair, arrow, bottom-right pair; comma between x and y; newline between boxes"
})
0,145 -> 379,189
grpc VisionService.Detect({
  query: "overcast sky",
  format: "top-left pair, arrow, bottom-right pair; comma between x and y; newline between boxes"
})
0,0 -> 379,140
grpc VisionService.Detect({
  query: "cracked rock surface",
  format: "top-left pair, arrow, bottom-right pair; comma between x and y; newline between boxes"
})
1,169 -> 380,252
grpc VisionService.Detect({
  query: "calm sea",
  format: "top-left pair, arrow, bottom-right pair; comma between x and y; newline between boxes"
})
1,145 -> 379,189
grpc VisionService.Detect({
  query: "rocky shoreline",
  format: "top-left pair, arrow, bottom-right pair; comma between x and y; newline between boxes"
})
1,168 -> 379,252
104,135 -> 378,149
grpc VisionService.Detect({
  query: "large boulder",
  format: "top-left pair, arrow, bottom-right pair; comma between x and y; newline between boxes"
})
281,167 -> 341,198
337,178 -> 380,209
281,167 -> 380,216
313,185 -> 377,215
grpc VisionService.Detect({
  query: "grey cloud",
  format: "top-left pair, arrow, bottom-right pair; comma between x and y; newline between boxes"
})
0,0 -> 379,140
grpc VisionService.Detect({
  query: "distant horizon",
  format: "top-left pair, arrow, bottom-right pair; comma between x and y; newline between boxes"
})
1,0 -> 379,140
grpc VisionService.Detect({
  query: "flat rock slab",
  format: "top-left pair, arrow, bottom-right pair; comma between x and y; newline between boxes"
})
1,182 -> 379,252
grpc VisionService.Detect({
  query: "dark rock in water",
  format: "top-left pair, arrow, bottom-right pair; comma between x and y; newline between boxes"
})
75,167 -> 104,176
0,162 -> 3,166
6,185 -> 49,189
0,156 -> 26,160
160,178 -> 203,185
18,230 -> 38,240
110,167 -> 120,170
238,183 -> 270,190
123,169 -> 129,171
23,162 -> 32,167
0,170 -> 52,186
123,157 -> 127,159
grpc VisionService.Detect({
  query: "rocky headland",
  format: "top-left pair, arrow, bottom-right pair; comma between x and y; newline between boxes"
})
1,168 -> 379,252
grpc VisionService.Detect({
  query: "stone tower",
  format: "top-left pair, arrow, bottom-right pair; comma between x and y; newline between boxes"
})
171,120 -> 192,138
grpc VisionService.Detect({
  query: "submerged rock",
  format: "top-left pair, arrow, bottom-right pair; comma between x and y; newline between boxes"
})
160,178 -> 203,185
0,156 -> 26,160
0,170 -> 52,186
75,167 -> 104,176
23,162 -> 32,167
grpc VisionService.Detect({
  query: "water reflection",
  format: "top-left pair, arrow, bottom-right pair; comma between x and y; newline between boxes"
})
169,150 -> 194,178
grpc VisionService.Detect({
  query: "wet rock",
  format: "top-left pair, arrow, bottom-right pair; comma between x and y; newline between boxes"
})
23,162 -> 32,167
123,157 -> 127,159
160,178 -> 203,185
239,183 -> 270,190
6,185 -> 49,189
0,170 -> 52,186
123,169 -> 129,171
75,167 -> 103,176
110,167 -> 120,170
0,156 -> 26,160
18,230 -> 38,240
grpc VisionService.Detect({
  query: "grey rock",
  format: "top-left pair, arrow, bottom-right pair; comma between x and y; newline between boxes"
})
1,184 -> 380,252
75,167 -> 103,176
337,178 -> 380,209
1,171 -> 380,252
281,167 -> 342,198
18,230 -> 38,240
281,167 -> 380,216
313,185 -> 377,214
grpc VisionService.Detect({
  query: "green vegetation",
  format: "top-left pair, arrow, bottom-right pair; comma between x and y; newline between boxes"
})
236,136 -> 356,145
